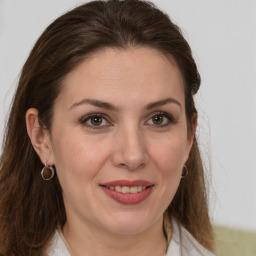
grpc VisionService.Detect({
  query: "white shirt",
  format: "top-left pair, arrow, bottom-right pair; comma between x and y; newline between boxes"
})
47,219 -> 214,256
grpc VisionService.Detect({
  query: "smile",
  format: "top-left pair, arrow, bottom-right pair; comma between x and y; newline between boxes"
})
100,180 -> 154,204
104,185 -> 147,194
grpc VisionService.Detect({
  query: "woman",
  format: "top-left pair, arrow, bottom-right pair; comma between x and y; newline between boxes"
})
0,0 -> 215,255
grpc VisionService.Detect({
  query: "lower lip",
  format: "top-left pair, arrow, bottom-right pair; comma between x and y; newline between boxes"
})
101,186 -> 154,205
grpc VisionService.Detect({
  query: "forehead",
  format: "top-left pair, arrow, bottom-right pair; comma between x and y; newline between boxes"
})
57,47 -> 185,108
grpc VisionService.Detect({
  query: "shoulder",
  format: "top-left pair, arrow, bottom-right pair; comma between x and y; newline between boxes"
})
166,218 -> 215,256
46,229 -> 71,256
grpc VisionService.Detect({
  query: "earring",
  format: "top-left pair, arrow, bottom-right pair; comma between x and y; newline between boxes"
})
41,164 -> 55,180
181,164 -> 189,179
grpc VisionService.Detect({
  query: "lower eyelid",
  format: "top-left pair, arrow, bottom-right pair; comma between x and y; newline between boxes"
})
80,115 -> 103,123
79,113 -> 175,128
148,113 -> 174,123
79,114 -> 114,129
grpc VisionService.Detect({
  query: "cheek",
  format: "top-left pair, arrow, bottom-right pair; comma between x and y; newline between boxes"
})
51,131 -> 111,182
146,135 -> 187,213
51,132 -> 112,210
149,132 -> 188,175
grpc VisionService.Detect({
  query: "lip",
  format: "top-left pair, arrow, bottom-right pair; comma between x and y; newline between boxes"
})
101,180 -> 153,187
100,180 -> 154,205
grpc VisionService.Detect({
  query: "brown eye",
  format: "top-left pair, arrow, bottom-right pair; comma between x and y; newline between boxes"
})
146,112 -> 174,127
80,114 -> 110,129
90,116 -> 103,126
152,115 -> 164,125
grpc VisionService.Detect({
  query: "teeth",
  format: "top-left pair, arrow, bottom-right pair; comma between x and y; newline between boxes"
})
121,186 -> 130,193
108,185 -> 147,194
115,186 -> 122,192
137,186 -> 143,192
130,186 -> 138,194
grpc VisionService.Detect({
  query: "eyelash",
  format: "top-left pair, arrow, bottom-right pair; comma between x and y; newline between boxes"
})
79,113 -> 111,129
145,112 -> 176,128
79,112 -> 175,129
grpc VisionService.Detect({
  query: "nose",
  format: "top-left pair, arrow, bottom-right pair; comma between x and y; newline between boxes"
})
111,125 -> 149,171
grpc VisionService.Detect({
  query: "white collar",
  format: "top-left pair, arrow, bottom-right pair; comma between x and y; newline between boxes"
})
165,218 -> 215,256
46,228 -> 72,256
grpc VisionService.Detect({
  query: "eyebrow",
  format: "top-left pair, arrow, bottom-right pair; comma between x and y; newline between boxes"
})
69,97 -> 181,111
69,99 -> 118,111
145,98 -> 181,110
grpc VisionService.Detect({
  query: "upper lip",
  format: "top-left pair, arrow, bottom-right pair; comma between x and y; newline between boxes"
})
100,180 -> 153,187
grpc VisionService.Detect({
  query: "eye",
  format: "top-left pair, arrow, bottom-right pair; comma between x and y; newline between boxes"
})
146,112 -> 174,127
89,116 -> 104,126
80,114 -> 110,129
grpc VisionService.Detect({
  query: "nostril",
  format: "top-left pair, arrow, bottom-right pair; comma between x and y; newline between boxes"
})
111,135 -> 149,170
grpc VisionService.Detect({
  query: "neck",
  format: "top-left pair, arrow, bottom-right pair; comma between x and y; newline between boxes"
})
62,217 -> 167,256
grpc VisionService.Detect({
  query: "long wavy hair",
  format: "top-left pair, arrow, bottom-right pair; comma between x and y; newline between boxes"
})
0,0 -> 215,255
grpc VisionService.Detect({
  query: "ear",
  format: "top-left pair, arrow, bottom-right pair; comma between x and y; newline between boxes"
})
184,112 -> 198,162
25,108 -> 55,166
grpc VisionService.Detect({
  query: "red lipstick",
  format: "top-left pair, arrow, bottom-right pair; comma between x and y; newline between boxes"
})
100,180 -> 154,205
102,180 -> 153,187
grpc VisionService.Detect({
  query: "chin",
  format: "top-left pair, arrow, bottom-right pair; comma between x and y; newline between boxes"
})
107,223 -> 148,235
101,212 -> 159,235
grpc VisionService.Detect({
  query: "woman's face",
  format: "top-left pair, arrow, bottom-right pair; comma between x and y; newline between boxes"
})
47,47 -> 194,235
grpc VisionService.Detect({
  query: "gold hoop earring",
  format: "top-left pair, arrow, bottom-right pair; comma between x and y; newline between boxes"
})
181,164 -> 189,179
41,165 -> 54,180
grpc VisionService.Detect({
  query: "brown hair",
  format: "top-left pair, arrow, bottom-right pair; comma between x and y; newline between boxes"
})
0,0 -> 215,255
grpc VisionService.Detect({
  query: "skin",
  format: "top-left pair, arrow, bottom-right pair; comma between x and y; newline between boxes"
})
26,47 -> 196,256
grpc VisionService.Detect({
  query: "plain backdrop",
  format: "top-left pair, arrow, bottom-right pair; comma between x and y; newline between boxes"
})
0,0 -> 255,231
